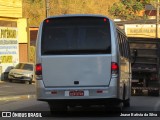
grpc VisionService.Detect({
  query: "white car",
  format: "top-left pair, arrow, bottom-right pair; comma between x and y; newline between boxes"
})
8,63 -> 34,84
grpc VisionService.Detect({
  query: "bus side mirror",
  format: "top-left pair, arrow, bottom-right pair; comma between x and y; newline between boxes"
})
131,49 -> 137,65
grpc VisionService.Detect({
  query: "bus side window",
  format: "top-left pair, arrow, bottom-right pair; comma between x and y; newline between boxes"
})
117,32 -> 123,57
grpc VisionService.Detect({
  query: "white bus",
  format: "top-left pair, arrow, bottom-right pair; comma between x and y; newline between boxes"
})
35,14 -> 133,113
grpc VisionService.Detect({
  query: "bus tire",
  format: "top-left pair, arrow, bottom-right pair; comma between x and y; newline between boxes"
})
123,98 -> 130,107
48,102 -> 67,114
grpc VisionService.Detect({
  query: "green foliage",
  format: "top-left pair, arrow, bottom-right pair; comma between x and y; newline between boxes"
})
23,0 -> 120,27
23,0 -> 45,26
23,0 -> 158,26
109,0 -> 145,20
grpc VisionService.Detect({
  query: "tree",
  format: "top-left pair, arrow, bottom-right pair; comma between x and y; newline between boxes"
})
23,0 -> 45,26
23,0 -> 119,26
108,0 -> 146,20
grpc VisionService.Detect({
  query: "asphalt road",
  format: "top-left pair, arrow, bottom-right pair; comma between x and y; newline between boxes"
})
0,81 -> 160,120
0,81 -> 36,96
0,96 -> 160,120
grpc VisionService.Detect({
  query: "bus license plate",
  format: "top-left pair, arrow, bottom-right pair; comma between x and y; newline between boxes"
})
65,90 -> 89,96
69,90 -> 84,96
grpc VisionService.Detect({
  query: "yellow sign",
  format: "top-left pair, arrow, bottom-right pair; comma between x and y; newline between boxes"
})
0,27 -> 19,65
0,56 -> 13,63
0,28 -> 17,39
125,24 -> 160,38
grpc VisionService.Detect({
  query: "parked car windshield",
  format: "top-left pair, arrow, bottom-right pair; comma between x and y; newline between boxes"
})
15,63 -> 33,71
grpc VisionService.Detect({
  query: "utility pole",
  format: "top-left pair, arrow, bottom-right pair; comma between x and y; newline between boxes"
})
156,0 -> 159,38
45,0 -> 50,18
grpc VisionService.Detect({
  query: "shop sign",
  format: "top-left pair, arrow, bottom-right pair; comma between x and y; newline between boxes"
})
0,27 -> 19,72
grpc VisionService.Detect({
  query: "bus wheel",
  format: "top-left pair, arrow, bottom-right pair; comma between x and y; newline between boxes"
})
123,98 -> 130,107
48,102 -> 67,115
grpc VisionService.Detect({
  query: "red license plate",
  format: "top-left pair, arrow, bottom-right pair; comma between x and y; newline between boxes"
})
69,91 -> 84,96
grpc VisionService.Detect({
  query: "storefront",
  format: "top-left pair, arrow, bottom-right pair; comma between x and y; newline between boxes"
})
0,24 -> 19,80
0,0 -> 29,80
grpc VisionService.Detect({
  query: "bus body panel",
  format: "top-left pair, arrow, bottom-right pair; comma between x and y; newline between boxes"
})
41,55 -> 111,87
36,79 -> 118,100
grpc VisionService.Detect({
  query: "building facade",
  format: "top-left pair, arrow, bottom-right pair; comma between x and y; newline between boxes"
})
0,0 -> 29,80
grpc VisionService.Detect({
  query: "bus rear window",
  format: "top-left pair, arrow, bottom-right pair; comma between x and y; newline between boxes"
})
41,17 -> 111,55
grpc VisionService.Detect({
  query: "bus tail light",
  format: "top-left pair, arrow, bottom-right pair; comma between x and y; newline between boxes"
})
111,62 -> 119,77
36,63 -> 42,80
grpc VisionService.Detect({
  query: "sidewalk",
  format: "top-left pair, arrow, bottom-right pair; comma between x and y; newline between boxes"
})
0,80 -> 4,83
